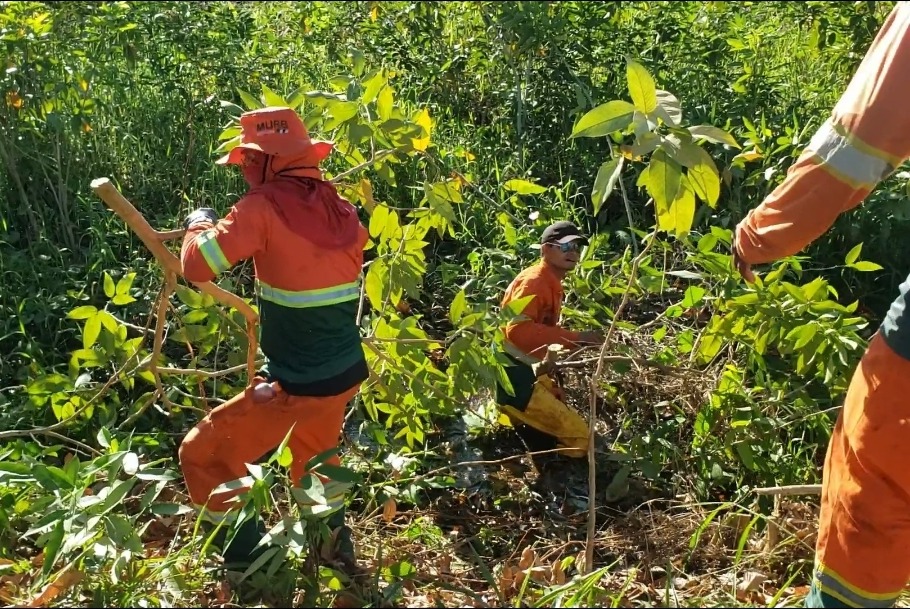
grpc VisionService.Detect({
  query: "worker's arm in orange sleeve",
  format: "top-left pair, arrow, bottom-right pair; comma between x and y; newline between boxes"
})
504,276 -> 582,359
180,196 -> 269,283
735,2 -> 910,266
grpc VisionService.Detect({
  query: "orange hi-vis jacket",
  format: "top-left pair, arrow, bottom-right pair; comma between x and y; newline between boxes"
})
501,260 -> 583,364
735,2 -> 910,365
181,176 -> 370,396
734,3 -> 910,606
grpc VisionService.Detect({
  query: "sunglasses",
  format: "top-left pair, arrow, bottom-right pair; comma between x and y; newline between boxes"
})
547,241 -> 583,253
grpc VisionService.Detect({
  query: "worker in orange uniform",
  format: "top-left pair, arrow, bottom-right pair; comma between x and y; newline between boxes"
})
731,4 -> 910,606
497,220 -> 604,459
177,106 -> 369,575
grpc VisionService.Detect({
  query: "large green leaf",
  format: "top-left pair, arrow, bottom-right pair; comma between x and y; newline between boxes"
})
845,242 -> 862,265
377,85 -> 394,121
504,178 -> 547,195
646,150 -> 682,217
626,57 -> 658,114
657,175 -> 695,237
365,258 -> 389,311
591,157 -> 624,215
678,142 -> 721,208
570,100 -> 636,138
83,313 -> 101,350
261,84 -> 287,107
103,272 -> 115,299
449,289 -> 467,325
688,125 -> 740,149
654,89 -> 682,126
237,88 -> 264,110
361,69 -> 386,104
849,260 -> 884,272
67,305 -> 97,320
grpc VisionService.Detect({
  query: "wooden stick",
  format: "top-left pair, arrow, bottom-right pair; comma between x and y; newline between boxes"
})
753,484 -> 822,496
90,178 -> 259,382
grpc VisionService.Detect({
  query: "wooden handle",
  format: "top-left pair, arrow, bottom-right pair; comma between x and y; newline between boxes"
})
90,177 -> 259,383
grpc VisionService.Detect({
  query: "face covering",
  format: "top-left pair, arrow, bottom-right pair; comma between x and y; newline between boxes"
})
239,150 -> 361,250
241,150 -> 268,187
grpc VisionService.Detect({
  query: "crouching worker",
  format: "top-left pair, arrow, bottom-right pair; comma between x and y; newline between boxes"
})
496,221 -> 604,459
176,106 -> 369,575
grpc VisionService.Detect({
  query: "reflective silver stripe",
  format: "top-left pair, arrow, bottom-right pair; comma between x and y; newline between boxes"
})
805,119 -> 894,187
813,565 -> 899,608
257,280 -> 360,309
196,230 -> 232,275
503,340 -> 541,366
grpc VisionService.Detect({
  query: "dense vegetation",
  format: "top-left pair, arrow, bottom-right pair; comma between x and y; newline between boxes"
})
1,1 -> 905,606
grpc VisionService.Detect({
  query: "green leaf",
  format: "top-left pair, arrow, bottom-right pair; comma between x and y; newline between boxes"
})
361,69 -> 386,104
237,88 -> 264,110
654,89 -> 682,126
325,101 -> 359,129
794,324 -> 818,350
111,294 -> 136,306
377,85 -> 393,121
295,475 -> 326,505
734,442 -> 756,471
83,313 -> 101,350
67,305 -> 97,320
646,149 -> 682,217
115,272 -> 136,296
103,273 -> 115,299
504,179 -> 547,195
660,177 -> 696,238
850,260 -> 884,272
373,204 -> 403,241
316,464 -> 362,484
591,157 -> 624,216
626,57 -> 658,114
504,294 -> 535,318
845,243 -> 862,265
681,286 -> 706,308
685,151 -> 721,208
261,84 -> 287,107
688,125 -> 740,149
622,132 -> 661,159
149,503 -> 194,516
570,100 -> 636,138
41,521 -> 65,580
279,86 -> 305,110
97,311 -> 119,334
365,258 -> 389,311
174,284 -> 204,309
100,478 -> 138,515
449,289 -> 467,325
278,446 -> 293,469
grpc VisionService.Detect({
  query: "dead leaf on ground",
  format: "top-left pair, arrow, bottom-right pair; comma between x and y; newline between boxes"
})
26,566 -> 83,608
383,497 -> 397,523
519,546 -> 535,570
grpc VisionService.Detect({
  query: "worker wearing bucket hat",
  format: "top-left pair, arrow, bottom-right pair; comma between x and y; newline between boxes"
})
496,220 -> 604,461
177,106 -> 368,576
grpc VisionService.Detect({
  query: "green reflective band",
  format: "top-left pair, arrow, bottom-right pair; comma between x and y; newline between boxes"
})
257,280 -> 360,309
196,230 -> 232,275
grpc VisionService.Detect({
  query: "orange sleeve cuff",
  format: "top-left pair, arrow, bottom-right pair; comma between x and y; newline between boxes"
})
506,322 -> 582,358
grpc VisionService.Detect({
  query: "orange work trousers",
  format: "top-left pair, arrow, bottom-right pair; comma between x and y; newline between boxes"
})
178,379 -> 359,518
810,332 -> 910,607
